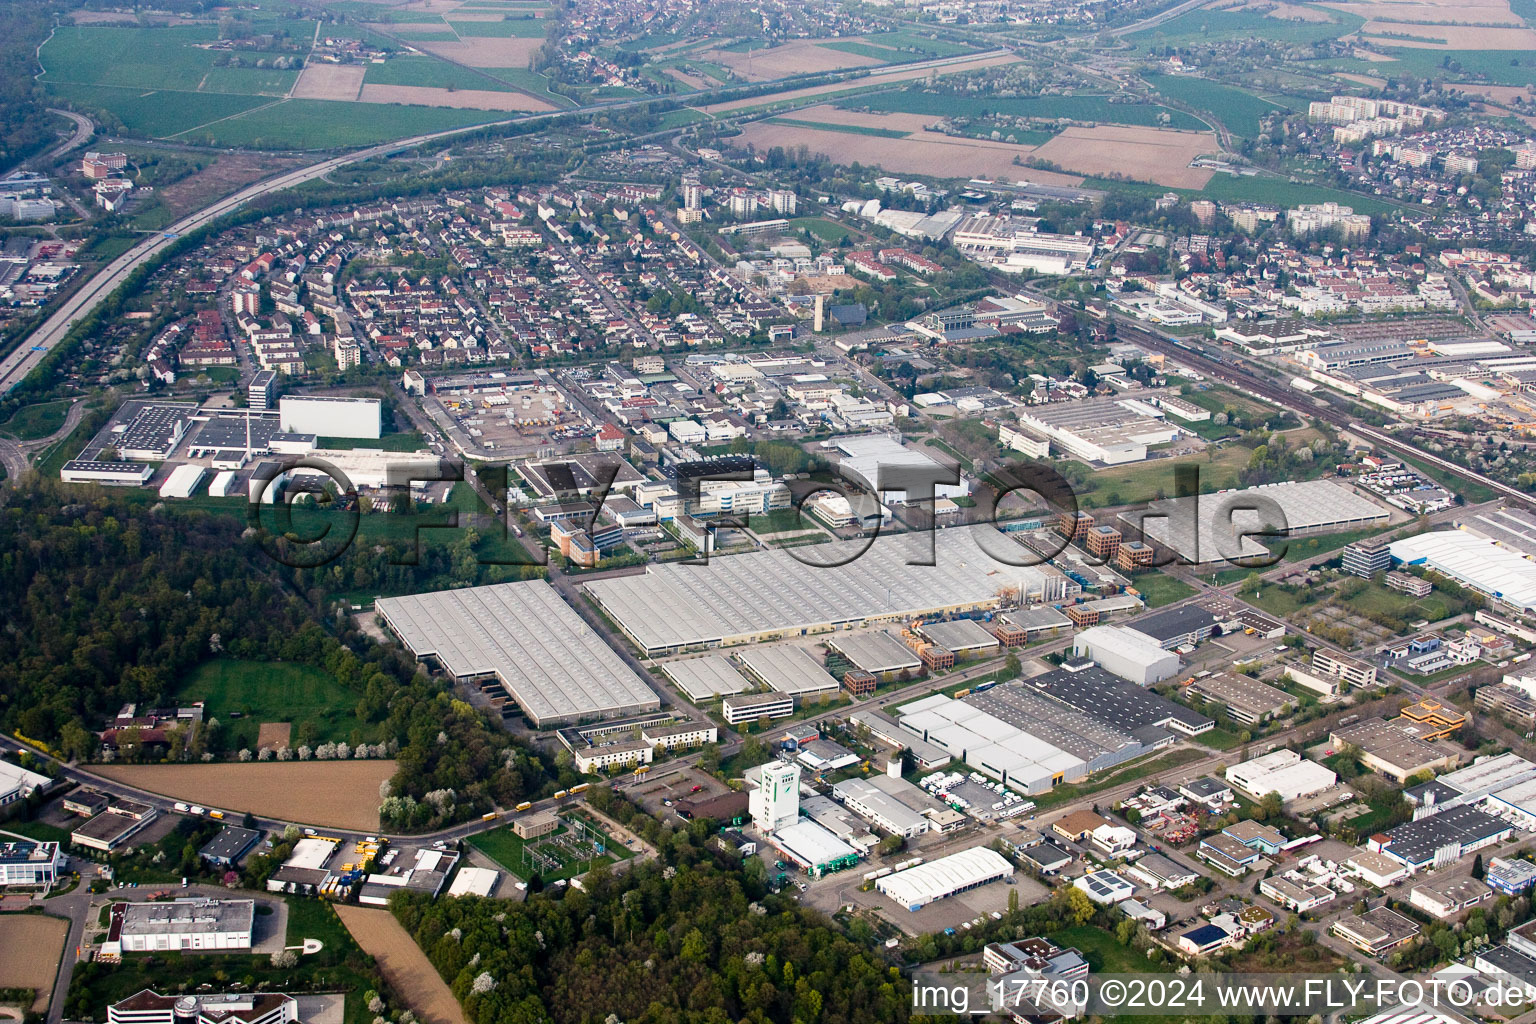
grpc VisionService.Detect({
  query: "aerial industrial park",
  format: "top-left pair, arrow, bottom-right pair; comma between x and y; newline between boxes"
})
12,0 -> 1536,1020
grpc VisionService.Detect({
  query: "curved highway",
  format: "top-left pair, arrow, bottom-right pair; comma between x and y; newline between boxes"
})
0,47 -> 1009,396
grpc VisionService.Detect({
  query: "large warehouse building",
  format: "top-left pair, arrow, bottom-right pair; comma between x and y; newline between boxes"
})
1388,531 -> 1536,613
1072,625 -> 1181,685
876,846 -> 1014,910
376,581 -> 660,727
896,693 -> 1088,793
277,396 -> 381,439
1123,480 -> 1389,566
1225,749 -> 1337,803
109,898 -> 255,953
584,525 -> 1089,656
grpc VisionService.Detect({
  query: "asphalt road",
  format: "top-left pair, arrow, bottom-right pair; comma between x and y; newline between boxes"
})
0,47 -> 1009,397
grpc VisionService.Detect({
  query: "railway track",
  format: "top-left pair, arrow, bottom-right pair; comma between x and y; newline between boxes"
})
1115,322 -> 1536,511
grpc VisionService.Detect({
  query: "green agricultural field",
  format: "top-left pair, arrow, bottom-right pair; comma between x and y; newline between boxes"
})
45,82 -> 274,138
179,98 -> 511,149
41,25 -> 225,90
176,659 -> 380,751
819,41 -> 924,63
1199,174 -> 1397,216
1334,47 -> 1536,87
197,66 -> 300,97
1147,74 -> 1288,137
446,17 -> 549,37
363,56 -> 517,92
763,116 -> 909,138
843,90 -> 1208,131
1129,8 -> 1363,47
863,30 -> 978,56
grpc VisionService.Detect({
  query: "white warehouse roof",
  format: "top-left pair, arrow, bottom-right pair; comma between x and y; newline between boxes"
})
661,656 -> 753,700
738,646 -> 840,696
376,581 -> 660,727
1131,480 -> 1389,564
1390,531 -> 1536,613
876,846 -> 1013,909
584,525 -> 1082,654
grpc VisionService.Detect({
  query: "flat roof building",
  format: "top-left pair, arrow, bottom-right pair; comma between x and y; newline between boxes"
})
0,841 -> 61,886
770,820 -> 860,879
1389,531 -> 1536,613
1125,480 -> 1389,566
737,646 -> 840,698
1330,719 -> 1457,783
198,827 -> 262,867
377,581 -> 660,728
1072,625 -> 1181,685
113,898 -> 255,952
831,776 -> 934,838
1225,749 -> 1336,803
1185,673 -> 1294,726
584,525 -> 1104,656
876,846 -> 1013,910
660,656 -> 753,701
826,632 -> 923,680
1368,803 -> 1513,870
722,691 -> 795,724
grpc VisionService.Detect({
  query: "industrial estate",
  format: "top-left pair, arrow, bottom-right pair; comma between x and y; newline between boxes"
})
9,0 -> 1536,1021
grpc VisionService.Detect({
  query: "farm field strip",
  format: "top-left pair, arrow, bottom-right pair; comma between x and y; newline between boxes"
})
334,907 -> 467,1024
93,761 -> 396,831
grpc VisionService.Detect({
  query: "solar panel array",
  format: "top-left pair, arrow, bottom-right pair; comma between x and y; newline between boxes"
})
377,581 -> 659,726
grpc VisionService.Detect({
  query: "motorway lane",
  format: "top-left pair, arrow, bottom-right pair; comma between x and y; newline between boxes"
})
0,47 -> 1009,396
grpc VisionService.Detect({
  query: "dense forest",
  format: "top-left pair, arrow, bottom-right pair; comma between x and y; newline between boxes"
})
0,481 -> 552,830
391,856 -> 912,1024
0,1 -> 57,171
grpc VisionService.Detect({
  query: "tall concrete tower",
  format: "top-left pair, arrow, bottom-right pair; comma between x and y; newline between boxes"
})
749,761 -> 800,833
814,293 -> 825,333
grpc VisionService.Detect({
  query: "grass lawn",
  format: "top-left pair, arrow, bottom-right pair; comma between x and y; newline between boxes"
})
1051,924 -> 1173,973
1030,748 -> 1207,810
0,399 -> 70,441
1130,573 -> 1196,609
1245,583 -> 1306,618
763,116 -> 909,138
1275,524 -> 1395,563
0,819 -> 72,844
175,659 -> 376,752
1193,725 -> 1247,750
468,816 -> 621,882
1076,445 -> 1253,508
752,507 -> 824,533
317,431 -> 427,452
1397,452 -> 1496,504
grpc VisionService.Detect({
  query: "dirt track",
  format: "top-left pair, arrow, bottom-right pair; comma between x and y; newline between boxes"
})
335,906 -> 467,1024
